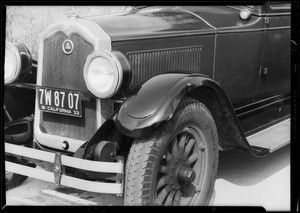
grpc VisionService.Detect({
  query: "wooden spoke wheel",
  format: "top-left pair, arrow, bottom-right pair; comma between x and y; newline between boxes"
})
124,98 -> 219,206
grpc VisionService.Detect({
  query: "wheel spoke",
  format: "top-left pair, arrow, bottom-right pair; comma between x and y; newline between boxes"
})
157,175 -> 168,190
178,133 -> 187,152
184,138 -> 195,157
173,190 -> 182,206
187,153 -> 198,165
159,165 -> 167,174
164,191 -> 176,206
156,185 -> 171,205
171,137 -> 179,157
166,151 -> 173,162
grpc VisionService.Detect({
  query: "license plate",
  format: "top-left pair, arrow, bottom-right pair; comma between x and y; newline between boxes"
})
38,87 -> 82,117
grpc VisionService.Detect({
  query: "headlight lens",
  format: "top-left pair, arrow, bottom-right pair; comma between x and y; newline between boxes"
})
5,41 -> 32,85
84,50 -> 130,98
88,57 -> 116,94
5,42 -> 19,84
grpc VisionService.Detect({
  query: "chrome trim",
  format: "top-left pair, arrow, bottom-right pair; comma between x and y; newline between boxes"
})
5,143 -> 123,173
5,142 -> 123,194
237,97 -> 290,117
265,12 -> 291,16
5,42 -> 21,84
270,4 -> 291,10
6,162 -> 123,194
266,26 -> 291,30
217,28 -> 265,34
234,94 -> 284,111
5,42 -> 32,85
35,17 -> 112,153
83,50 -> 126,99
255,12 -> 291,17
97,100 -> 102,129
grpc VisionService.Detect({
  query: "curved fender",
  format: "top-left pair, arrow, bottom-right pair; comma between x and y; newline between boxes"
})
80,73 -> 215,159
114,73 -> 223,138
113,72 -> 270,157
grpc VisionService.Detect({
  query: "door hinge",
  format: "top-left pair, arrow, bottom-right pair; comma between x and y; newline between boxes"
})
265,17 -> 270,25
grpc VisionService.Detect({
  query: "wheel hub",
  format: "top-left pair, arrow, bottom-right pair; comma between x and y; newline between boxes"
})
167,155 -> 196,191
178,167 -> 196,184
155,126 -> 208,205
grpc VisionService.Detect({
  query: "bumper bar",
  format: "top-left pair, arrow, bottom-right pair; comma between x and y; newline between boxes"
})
5,143 -> 124,194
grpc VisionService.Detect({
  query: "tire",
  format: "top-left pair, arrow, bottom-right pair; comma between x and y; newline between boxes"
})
124,97 -> 219,206
6,173 -> 28,191
5,156 -> 35,191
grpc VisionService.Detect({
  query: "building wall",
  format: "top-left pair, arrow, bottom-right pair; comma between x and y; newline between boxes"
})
6,6 -> 132,59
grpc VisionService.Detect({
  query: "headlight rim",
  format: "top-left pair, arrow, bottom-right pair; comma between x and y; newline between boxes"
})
83,50 -> 124,99
5,41 -> 32,85
5,41 -> 22,85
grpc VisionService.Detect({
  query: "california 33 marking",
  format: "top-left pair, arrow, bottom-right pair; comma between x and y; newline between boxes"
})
38,87 -> 82,117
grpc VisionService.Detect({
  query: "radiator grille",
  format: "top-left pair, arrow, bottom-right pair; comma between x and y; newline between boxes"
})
39,32 -> 97,141
127,46 -> 202,90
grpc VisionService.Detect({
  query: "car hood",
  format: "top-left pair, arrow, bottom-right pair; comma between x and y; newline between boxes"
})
84,6 -> 216,41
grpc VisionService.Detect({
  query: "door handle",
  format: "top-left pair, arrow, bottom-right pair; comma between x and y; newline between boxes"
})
260,67 -> 269,75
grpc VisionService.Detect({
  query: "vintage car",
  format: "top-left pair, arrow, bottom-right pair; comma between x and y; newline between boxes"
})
4,3 -> 291,206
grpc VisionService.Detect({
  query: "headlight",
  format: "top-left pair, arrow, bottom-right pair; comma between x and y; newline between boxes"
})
5,41 -> 32,85
84,50 -> 130,98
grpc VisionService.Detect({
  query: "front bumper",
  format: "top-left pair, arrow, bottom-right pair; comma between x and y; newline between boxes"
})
5,142 -> 124,194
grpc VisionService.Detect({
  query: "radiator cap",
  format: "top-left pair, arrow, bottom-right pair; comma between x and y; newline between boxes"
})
62,141 -> 69,150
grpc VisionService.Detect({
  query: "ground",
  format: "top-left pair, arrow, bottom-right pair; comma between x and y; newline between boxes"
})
5,144 -> 290,210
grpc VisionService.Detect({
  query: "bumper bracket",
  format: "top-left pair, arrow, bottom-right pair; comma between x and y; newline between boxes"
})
53,152 -> 63,185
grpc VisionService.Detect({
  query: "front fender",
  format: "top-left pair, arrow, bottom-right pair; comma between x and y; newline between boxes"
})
114,73 -> 223,138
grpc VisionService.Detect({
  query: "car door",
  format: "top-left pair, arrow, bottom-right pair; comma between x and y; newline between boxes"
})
254,2 -> 291,97
213,5 -> 266,106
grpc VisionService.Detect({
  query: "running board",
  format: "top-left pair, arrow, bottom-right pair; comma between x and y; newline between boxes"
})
246,118 -> 290,153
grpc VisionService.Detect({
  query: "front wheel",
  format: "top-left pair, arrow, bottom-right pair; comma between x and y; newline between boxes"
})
124,97 -> 219,206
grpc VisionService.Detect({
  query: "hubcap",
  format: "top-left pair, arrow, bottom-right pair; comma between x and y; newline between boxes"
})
155,126 -> 206,206
178,167 -> 196,184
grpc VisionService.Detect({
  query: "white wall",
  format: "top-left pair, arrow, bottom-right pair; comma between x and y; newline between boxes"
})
6,6 -> 132,59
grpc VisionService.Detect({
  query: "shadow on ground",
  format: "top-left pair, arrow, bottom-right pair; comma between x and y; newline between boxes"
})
216,144 -> 290,186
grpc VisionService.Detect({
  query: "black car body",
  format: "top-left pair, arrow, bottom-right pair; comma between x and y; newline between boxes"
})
4,3 -> 291,205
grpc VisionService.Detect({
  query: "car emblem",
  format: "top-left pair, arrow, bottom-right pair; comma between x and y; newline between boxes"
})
62,39 -> 74,55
